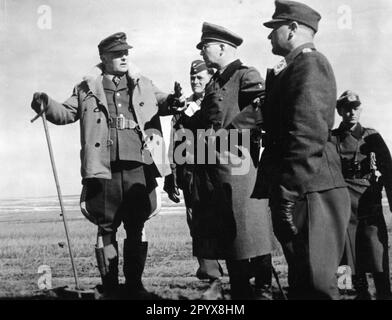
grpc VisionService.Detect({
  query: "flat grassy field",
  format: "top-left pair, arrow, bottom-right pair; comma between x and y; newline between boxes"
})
0,194 -> 391,300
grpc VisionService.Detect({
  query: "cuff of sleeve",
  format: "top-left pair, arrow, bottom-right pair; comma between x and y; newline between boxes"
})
273,184 -> 300,202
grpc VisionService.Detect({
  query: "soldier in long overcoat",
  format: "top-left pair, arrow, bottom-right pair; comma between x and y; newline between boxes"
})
178,22 -> 273,299
253,1 -> 351,299
332,90 -> 392,299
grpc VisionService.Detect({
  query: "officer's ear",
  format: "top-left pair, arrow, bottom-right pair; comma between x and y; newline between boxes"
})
287,21 -> 299,40
288,21 -> 299,32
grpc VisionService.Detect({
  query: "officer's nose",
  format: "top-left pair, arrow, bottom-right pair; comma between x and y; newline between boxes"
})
268,30 -> 273,40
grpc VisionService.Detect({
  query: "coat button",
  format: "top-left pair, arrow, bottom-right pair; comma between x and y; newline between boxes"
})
95,143 -> 100,148
97,118 -> 101,123
118,103 -> 122,107
218,97 -> 223,101
139,102 -> 144,107
116,93 -> 120,97
222,87 -> 226,91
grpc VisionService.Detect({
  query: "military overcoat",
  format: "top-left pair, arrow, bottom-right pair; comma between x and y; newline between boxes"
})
252,43 -> 350,298
185,59 -> 273,260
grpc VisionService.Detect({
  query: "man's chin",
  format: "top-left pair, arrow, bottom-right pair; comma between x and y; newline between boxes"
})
113,69 -> 128,76
204,60 -> 213,68
271,47 -> 280,56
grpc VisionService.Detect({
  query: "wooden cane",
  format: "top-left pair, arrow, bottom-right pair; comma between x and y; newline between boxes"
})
31,102 -> 81,291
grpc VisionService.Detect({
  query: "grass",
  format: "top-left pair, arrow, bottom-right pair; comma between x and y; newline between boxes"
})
0,196 -> 391,300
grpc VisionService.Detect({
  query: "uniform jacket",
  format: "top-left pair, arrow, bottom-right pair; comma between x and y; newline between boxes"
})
332,122 -> 392,273
331,122 -> 392,213
253,43 -> 347,201
44,63 -> 172,180
187,60 -> 272,260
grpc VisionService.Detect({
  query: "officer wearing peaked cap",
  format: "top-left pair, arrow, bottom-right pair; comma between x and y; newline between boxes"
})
98,32 -> 133,54
263,0 -> 321,33
178,22 -> 273,300
196,22 -> 243,50
31,31 -> 185,299
252,1 -> 351,299
332,91 -> 392,300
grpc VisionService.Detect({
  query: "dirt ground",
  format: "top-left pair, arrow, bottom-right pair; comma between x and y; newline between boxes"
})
0,194 -> 390,300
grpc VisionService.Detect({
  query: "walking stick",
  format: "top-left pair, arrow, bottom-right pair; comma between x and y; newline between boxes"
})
272,265 -> 288,300
31,102 -> 81,293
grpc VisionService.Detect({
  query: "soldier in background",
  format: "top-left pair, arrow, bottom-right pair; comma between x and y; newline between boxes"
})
332,90 -> 392,300
163,60 -> 225,296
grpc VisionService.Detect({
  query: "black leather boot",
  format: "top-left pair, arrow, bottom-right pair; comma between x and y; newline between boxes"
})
226,259 -> 254,300
95,242 -> 119,299
123,239 -> 150,299
252,254 -> 273,300
373,272 -> 392,300
353,273 -> 371,300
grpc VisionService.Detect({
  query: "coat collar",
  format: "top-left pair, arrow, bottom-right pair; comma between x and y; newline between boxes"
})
83,62 -> 142,100
272,42 -> 316,76
215,59 -> 243,86
337,122 -> 364,140
284,42 -> 316,65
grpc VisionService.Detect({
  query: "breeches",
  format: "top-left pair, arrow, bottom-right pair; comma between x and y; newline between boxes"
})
80,161 -> 157,238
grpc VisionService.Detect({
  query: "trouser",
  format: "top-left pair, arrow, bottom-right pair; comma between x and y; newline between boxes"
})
354,272 -> 391,298
226,254 -> 272,300
81,161 -> 157,288
279,188 -> 351,300
183,175 -> 223,280
82,161 -> 157,239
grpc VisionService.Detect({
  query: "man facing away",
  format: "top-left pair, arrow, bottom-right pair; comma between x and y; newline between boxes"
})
30,32 -> 185,299
252,0 -> 351,299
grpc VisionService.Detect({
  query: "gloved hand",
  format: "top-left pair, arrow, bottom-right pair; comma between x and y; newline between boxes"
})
168,81 -> 187,113
270,198 -> 298,243
163,173 -> 180,203
31,92 -> 49,114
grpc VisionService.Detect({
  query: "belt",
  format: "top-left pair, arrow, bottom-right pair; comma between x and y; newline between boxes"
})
109,115 -> 140,131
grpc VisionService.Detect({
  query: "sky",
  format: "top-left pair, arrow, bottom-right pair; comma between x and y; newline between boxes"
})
1,0 -> 392,199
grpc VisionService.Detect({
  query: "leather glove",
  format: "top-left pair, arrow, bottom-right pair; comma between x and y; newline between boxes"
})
31,92 -> 49,114
270,198 -> 298,243
167,81 -> 187,113
163,173 -> 180,203
167,94 -> 186,112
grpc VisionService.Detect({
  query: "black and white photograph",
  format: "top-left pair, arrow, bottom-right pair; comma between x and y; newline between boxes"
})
1,0 -> 392,308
